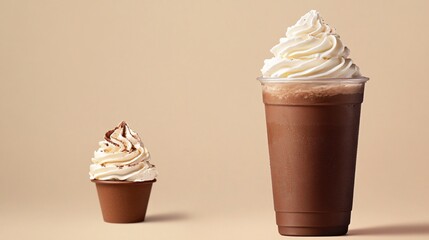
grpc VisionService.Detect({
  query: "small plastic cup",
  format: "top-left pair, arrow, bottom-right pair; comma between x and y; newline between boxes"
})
92,179 -> 156,223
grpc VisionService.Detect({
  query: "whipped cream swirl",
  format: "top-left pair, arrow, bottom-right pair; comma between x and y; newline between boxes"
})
89,121 -> 158,182
261,10 -> 361,79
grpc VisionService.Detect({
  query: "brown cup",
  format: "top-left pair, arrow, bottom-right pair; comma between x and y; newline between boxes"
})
92,179 -> 156,223
259,77 -> 368,236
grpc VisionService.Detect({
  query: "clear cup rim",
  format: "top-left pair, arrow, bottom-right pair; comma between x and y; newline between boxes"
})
257,76 -> 369,84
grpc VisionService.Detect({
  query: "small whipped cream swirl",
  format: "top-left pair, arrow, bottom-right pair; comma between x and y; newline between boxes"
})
261,10 -> 361,79
89,121 -> 158,182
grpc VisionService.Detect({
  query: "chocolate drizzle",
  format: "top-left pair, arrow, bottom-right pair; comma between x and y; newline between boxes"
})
104,121 -> 139,151
104,128 -> 119,146
123,121 -> 137,152
120,121 -> 127,136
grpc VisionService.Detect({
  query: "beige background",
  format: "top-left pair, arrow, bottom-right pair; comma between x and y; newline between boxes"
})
1,0 -> 429,239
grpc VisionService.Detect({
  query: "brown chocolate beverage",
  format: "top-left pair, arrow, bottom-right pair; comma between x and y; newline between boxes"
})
261,80 -> 367,236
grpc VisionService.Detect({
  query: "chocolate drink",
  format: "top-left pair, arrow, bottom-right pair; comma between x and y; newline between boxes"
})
261,81 -> 366,236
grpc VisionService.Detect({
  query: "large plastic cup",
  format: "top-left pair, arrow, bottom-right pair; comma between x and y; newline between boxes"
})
258,77 -> 369,236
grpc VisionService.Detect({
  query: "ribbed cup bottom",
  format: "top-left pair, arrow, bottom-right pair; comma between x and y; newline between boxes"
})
278,226 -> 348,236
276,211 -> 350,236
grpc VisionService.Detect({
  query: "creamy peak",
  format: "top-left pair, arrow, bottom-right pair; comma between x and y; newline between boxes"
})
103,121 -> 141,153
261,10 -> 361,79
90,121 -> 158,182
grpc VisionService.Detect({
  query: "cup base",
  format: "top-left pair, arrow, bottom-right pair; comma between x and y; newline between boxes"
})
275,211 -> 350,236
278,226 -> 348,236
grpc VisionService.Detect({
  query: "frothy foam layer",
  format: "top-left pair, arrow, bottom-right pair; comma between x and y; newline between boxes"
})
262,83 -> 364,103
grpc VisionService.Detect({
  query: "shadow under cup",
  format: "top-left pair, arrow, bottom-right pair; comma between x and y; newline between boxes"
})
259,77 -> 369,236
